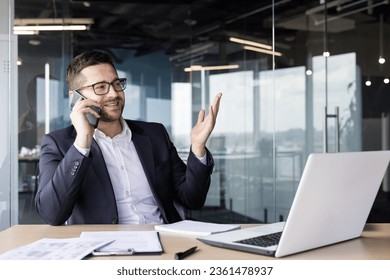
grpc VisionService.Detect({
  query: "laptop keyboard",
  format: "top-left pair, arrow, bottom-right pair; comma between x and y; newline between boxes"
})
234,231 -> 282,247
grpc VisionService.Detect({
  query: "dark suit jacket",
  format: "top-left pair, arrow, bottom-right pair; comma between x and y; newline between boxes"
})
35,119 -> 214,225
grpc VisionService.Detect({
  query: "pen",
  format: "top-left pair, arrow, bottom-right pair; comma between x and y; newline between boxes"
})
92,248 -> 135,256
174,246 -> 198,260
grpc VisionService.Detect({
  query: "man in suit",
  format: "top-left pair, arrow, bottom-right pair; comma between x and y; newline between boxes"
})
35,51 -> 222,225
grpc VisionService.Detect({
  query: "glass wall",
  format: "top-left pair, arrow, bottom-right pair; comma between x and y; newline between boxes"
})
16,1 -> 71,224
10,0 -> 390,226
0,0 -> 18,231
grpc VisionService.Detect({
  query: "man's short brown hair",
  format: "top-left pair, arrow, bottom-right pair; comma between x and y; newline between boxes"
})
66,50 -> 116,90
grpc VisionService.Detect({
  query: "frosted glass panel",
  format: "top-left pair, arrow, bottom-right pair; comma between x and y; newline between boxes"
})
0,32 -> 18,230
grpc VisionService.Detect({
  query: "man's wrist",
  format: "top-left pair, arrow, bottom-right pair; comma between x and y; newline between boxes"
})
191,145 -> 206,158
74,142 -> 90,157
195,152 -> 207,165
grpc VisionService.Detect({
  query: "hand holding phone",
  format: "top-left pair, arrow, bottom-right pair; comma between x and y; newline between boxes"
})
70,90 -> 101,128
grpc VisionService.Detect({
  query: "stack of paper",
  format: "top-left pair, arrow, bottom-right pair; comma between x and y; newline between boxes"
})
155,220 -> 241,236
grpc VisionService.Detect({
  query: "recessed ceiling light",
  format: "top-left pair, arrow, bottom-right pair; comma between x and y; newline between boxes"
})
184,19 -> 197,26
28,39 -> 41,46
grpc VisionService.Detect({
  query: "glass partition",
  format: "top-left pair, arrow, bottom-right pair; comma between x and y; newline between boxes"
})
16,1 -> 71,224
0,0 -> 18,230
11,0 -> 390,226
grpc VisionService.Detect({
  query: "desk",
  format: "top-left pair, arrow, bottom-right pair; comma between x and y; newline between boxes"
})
0,223 -> 389,260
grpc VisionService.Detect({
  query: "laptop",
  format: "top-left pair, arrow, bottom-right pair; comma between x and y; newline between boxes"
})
198,151 -> 390,257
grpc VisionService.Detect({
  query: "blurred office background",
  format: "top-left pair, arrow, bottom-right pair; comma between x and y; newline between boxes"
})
1,0 -> 390,230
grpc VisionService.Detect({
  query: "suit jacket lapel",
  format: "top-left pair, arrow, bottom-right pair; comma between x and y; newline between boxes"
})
131,129 -> 167,220
131,131 -> 156,189
127,120 -> 169,221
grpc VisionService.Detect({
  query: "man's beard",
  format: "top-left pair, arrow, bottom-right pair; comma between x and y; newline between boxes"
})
99,100 -> 125,122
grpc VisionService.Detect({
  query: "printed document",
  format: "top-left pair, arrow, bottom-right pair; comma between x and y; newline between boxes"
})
0,238 -> 111,260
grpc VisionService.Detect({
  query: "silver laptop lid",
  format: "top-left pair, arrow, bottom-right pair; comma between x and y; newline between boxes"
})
275,151 -> 390,257
197,151 -> 390,257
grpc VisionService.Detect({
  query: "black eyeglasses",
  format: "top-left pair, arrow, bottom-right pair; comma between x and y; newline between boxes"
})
76,78 -> 127,95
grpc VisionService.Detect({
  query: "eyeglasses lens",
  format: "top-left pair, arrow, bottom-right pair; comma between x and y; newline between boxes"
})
93,78 -> 127,95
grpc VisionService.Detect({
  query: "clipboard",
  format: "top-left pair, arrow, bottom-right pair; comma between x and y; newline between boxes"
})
80,231 -> 164,256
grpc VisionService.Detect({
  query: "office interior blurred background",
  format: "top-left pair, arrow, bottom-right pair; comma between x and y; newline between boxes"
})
1,0 -> 390,230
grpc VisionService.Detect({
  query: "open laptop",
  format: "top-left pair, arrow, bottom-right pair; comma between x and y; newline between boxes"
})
198,151 -> 390,257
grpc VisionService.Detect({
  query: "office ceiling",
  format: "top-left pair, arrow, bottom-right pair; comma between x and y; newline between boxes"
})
14,0 -> 390,67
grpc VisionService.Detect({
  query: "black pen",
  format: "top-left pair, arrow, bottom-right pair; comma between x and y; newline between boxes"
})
174,246 -> 198,260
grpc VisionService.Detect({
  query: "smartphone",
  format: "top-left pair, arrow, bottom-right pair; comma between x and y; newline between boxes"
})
70,90 -> 101,128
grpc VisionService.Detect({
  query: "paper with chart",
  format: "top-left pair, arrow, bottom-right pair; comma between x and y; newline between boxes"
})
0,238 -> 111,260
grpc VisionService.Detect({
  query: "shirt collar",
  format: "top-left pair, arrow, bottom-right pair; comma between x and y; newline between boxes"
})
94,118 -> 132,140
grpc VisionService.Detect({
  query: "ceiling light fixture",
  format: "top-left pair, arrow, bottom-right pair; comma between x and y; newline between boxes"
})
243,46 -> 282,57
310,0 -> 389,25
229,36 -> 282,56
184,64 -> 239,72
13,30 -> 38,35
229,37 -> 272,50
13,18 -> 93,33
379,14 -> 386,64
14,25 -> 88,31
14,18 -> 94,25
28,39 -> 41,46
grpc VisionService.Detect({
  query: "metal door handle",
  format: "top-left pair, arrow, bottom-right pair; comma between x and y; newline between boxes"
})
323,106 -> 340,153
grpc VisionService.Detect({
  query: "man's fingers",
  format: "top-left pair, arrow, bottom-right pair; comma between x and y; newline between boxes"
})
196,93 -> 221,125
211,92 -> 222,117
197,109 -> 205,124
